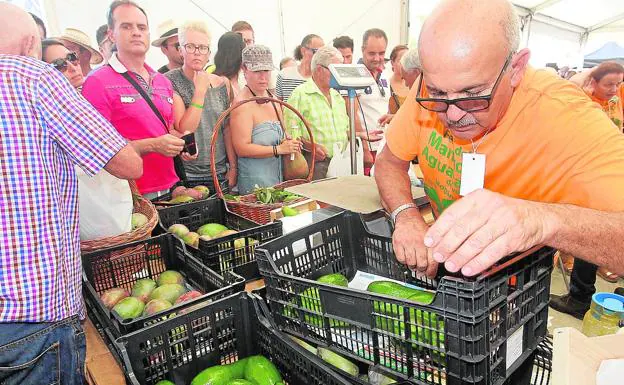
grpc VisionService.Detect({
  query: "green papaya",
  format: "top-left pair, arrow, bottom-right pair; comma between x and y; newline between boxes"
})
317,348 -> 359,377
316,273 -> 349,287
243,355 -> 283,385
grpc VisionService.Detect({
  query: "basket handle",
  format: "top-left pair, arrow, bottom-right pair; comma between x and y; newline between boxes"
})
210,96 -> 316,199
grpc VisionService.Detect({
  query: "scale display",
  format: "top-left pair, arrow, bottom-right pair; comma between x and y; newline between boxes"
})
328,64 -> 375,89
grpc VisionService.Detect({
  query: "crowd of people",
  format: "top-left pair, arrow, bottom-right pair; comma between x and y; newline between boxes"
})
2,0 -> 624,383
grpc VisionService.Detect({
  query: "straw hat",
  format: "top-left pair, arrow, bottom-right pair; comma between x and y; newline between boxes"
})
151,20 -> 178,47
57,28 -> 103,65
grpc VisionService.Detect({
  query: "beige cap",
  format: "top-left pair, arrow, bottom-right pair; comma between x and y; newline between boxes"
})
56,28 -> 103,65
242,44 -> 275,72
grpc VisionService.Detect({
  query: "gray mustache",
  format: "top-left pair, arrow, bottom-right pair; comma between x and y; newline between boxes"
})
447,117 -> 477,128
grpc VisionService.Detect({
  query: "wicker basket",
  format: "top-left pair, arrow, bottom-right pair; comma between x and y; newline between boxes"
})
80,180 -> 159,279
210,96 -> 316,224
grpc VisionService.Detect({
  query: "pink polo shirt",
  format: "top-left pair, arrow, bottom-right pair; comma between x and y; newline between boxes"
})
82,53 -> 178,194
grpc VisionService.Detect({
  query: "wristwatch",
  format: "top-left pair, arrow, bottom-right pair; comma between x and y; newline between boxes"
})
389,203 -> 419,226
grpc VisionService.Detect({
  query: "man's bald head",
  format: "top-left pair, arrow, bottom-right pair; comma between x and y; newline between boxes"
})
415,0 -> 528,141
419,0 -> 519,65
0,2 -> 41,58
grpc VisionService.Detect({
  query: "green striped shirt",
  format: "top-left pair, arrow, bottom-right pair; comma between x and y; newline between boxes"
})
284,79 -> 349,158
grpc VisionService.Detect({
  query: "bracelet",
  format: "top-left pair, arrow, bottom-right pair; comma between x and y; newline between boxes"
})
273,145 -> 279,158
389,203 -> 419,226
190,102 -> 204,109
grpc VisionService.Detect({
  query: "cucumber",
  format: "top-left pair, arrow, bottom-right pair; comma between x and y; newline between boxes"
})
366,281 -> 434,304
290,336 -> 318,355
243,355 -> 284,385
317,347 -> 359,377
190,365 -> 235,385
316,273 -> 349,287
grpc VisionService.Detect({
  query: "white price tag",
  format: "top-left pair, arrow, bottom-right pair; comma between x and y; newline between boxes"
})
460,153 -> 486,196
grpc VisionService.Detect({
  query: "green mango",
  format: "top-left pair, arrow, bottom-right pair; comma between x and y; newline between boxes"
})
226,380 -> 254,385
243,355 -> 283,385
197,223 -> 229,238
281,206 -> 299,217
317,348 -> 359,377
155,380 -> 175,385
316,273 -> 349,287
169,195 -> 195,204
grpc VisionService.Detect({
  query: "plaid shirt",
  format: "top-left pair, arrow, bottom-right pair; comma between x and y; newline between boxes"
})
0,55 -> 127,322
284,79 -> 349,158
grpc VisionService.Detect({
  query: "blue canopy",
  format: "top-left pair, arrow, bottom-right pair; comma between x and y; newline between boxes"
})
585,42 -> 624,67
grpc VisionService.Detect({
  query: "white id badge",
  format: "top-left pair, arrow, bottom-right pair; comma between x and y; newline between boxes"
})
460,153 -> 486,196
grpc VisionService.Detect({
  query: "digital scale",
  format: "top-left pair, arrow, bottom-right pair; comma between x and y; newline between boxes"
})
328,64 -> 375,174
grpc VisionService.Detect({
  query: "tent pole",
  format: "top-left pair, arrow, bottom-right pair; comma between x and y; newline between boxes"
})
277,0 -> 286,58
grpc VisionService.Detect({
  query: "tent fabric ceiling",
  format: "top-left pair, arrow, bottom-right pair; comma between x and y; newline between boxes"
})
512,0 -> 624,31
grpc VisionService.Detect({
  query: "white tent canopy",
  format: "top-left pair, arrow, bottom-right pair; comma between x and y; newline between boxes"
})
10,0 -> 624,70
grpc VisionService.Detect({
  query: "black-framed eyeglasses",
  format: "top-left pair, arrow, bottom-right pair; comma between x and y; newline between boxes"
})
306,46 -> 319,54
183,43 -> 210,55
415,54 -> 512,113
50,52 -> 79,73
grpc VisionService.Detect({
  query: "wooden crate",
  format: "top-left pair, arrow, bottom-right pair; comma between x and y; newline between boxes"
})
269,199 -> 319,222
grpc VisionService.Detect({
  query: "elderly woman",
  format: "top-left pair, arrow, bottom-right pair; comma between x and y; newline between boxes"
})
230,45 -> 302,194
378,49 -> 422,127
276,34 -> 324,101
284,46 -> 351,180
586,61 -> 624,131
41,39 -> 84,89
165,20 -> 234,191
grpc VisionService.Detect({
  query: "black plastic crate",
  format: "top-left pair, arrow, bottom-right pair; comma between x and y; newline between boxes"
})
158,198 -> 283,281
116,292 -> 356,385
82,233 -> 244,338
255,211 -> 554,385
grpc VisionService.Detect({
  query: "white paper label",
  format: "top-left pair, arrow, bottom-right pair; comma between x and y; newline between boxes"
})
460,153 -> 486,196
506,325 -> 524,371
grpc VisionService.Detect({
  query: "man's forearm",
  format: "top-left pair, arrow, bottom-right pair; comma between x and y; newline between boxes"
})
543,203 -> 624,275
130,138 -> 157,156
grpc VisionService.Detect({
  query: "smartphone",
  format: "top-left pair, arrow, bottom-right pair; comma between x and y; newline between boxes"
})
182,133 -> 197,156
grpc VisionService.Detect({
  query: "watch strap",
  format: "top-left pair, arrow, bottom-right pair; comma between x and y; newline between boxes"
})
390,203 -> 419,225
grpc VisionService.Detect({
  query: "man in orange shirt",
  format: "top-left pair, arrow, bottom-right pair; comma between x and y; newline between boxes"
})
375,0 -> 624,319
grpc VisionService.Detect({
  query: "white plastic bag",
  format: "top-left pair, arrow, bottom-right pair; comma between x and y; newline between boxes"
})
326,137 -> 364,177
76,167 -> 133,241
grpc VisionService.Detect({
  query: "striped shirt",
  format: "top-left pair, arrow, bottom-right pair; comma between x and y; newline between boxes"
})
284,79 -> 349,158
0,55 -> 127,322
276,66 -> 308,101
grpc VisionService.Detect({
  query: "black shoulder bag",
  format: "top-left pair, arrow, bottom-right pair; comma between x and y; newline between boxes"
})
120,71 -> 187,181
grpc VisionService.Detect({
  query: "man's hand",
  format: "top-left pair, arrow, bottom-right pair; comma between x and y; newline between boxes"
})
314,143 -> 329,161
424,189 -> 552,276
393,212 -> 438,278
156,134 -> 185,157
193,70 -> 211,94
378,114 -> 394,127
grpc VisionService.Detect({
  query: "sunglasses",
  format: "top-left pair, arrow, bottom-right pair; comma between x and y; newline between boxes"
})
50,52 -> 79,73
306,46 -> 319,54
415,54 -> 512,113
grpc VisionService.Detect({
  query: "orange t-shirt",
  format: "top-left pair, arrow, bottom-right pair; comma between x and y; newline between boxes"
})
385,66 -> 624,216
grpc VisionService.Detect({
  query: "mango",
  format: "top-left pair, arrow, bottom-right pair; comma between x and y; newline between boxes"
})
244,355 -> 284,385
169,195 -> 194,204
175,290 -> 203,305
216,229 -> 238,239
199,235 -> 213,243
112,297 -> 145,320
197,223 -> 229,238
131,279 -> 157,303
167,224 -> 189,237
182,232 -> 200,248
157,270 -> 184,286
193,185 -> 210,198
143,298 -> 173,316
185,188 -> 204,200
318,348 -> 359,377
171,186 -> 187,198
100,288 -> 130,309
227,380 -> 254,385
149,284 -> 185,304
131,213 -> 148,230
281,206 -> 298,217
